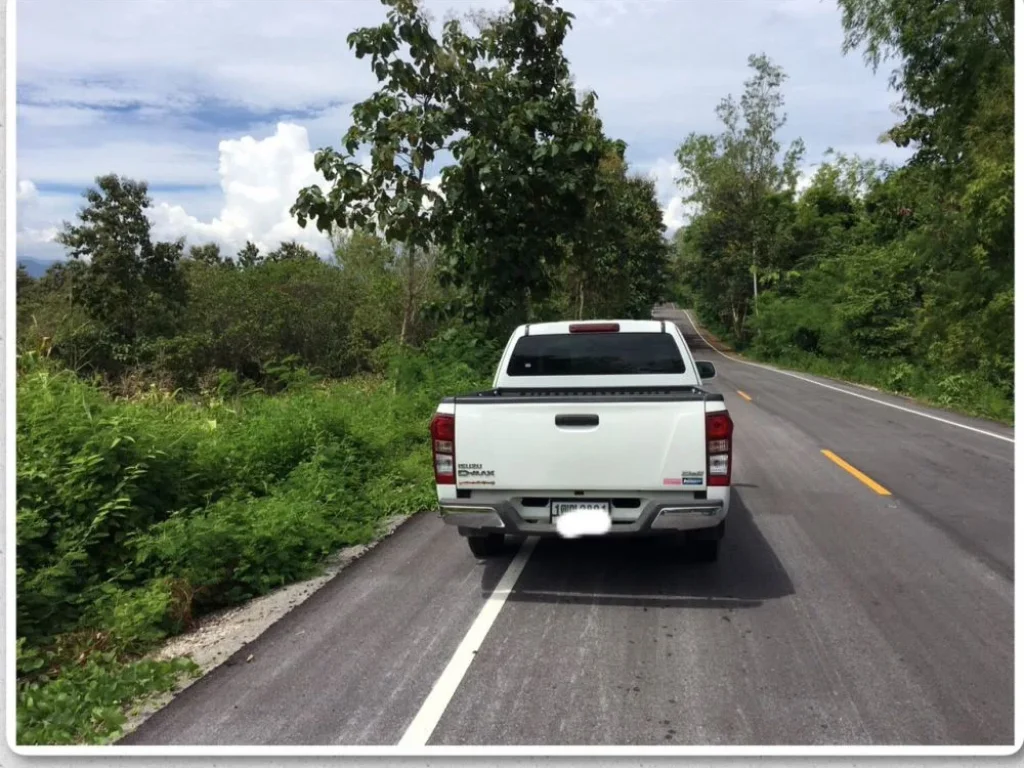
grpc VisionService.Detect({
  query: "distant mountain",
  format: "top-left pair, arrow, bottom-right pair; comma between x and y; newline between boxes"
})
17,257 -> 64,278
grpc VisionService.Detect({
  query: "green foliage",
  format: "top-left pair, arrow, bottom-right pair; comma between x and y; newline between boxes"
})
55,175 -> 187,349
186,242 -> 227,267
435,1 -> 606,330
237,240 -> 263,269
677,13 -> 1013,421
17,342 -> 490,649
165,256 -> 361,389
294,0 -> 622,337
331,228 -> 407,358
553,148 -> 671,320
266,240 -> 320,263
838,0 -> 1012,165
674,54 -> 804,340
17,651 -> 200,745
15,333 -> 493,745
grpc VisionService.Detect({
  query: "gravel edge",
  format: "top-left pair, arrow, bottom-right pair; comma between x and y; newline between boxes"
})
115,511 -> 418,741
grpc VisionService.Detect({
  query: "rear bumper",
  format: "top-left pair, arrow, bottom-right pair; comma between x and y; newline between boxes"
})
438,493 -> 728,537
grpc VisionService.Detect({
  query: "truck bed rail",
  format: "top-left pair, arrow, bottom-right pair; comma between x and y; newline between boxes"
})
444,386 -> 725,405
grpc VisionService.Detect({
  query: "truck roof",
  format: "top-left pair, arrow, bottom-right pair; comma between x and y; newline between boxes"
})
518,319 -> 666,336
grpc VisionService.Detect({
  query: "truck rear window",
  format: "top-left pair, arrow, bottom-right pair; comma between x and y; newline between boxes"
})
506,333 -> 685,376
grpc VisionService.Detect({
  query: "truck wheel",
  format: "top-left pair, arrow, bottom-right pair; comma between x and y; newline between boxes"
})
466,533 -> 505,557
690,538 -> 720,563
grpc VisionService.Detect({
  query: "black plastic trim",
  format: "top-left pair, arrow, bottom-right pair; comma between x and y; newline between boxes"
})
555,413 -> 600,427
448,387 -> 724,404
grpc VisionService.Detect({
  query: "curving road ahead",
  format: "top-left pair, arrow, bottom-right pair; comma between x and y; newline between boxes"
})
123,308 -> 1014,748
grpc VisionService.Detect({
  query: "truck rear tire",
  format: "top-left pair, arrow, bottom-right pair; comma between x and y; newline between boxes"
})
466,533 -> 505,557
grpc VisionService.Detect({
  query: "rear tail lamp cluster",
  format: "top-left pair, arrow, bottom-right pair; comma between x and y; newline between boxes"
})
705,411 -> 733,486
430,413 -> 456,485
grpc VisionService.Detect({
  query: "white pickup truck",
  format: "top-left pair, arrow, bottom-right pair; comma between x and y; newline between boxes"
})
429,319 -> 733,561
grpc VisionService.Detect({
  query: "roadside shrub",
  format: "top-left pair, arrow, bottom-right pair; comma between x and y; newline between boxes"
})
15,323 -> 497,744
747,294 -> 836,358
17,653 -> 200,746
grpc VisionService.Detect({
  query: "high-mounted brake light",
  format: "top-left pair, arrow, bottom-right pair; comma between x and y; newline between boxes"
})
569,322 -> 620,333
430,413 -> 456,485
706,411 -> 733,486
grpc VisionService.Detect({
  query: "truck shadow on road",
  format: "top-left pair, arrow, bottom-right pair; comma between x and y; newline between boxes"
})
480,492 -> 793,610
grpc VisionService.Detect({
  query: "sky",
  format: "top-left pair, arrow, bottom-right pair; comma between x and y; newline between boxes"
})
15,0 -> 911,265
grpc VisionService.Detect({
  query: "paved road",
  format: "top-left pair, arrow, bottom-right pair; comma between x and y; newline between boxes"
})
124,308 -> 1014,747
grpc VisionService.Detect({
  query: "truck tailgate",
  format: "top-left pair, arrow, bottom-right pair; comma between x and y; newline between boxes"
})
453,400 -> 707,491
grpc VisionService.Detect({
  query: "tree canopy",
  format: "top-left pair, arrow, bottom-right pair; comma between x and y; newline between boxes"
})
672,0 -> 1013,417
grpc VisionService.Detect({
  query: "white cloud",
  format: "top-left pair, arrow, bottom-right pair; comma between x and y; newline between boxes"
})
16,226 -> 60,250
796,165 -> 820,196
18,123 -> 448,265
16,180 -> 65,259
148,123 -> 332,256
148,122 -> 444,258
660,197 -> 688,234
17,180 -> 38,203
642,157 -> 691,234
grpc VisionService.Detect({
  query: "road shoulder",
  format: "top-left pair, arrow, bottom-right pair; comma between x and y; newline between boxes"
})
118,511 -> 415,740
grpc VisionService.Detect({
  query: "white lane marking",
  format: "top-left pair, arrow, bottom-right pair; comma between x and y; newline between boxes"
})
682,310 -> 1014,445
398,537 -> 537,747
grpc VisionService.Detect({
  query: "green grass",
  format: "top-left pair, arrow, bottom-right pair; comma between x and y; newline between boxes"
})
693,314 -> 1013,426
743,348 -> 1013,424
17,644 -> 201,746
15,338 -> 492,745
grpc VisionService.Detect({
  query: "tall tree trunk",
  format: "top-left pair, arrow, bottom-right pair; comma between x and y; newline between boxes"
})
751,244 -> 759,316
400,149 -> 429,346
731,300 -> 748,339
400,242 -> 415,346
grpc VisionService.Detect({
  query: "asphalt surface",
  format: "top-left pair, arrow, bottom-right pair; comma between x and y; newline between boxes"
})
124,308 -> 1015,747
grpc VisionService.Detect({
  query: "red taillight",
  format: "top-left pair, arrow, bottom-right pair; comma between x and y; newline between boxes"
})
706,411 -> 733,486
569,322 -> 620,333
430,413 -> 455,485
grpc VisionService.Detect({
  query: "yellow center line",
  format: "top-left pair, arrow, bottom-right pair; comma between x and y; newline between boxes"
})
821,449 -> 891,496
737,390 -> 752,402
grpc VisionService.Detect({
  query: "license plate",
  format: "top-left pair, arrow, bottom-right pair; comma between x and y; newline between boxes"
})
551,500 -> 610,519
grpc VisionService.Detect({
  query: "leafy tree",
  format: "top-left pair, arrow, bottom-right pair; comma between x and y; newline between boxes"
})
613,174 -> 672,318
293,0 -> 452,344
330,228 -> 405,358
169,257 -> 360,387
838,0 -> 1012,166
266,240 -> 320,263
674,54 -> 803,338
237,241 -> 263,269
16,264 -> 35,297
294,0 -> 605,337
187,243 -> 228,268
54,174 -> 186,346
556,142 -> 669,320
839,0 -> 1013,393
435,0 -> 605,330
